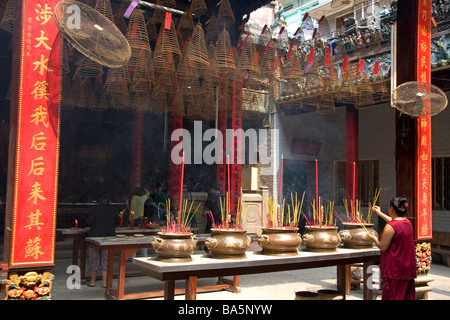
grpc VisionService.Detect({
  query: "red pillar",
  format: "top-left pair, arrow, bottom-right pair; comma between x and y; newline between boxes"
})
230,77 -> 243,217
217,76 -> 227,195
346,106 -> 358,207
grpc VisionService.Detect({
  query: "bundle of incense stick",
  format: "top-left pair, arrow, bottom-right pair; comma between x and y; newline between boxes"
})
266,192 -> 305,229
311,199 -> 335,227
217,195 -> 244,230
343,188 -> 381,224
162,198 -> 201,234
367,188 -> 381,223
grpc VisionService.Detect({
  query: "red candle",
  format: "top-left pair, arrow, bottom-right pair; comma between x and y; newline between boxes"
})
227,155 -> 230,217
353,162 -> 356,216
178,152 -> 185,221
130,211 -> 134,228
75,219 -> 78,229
278,154 -> 283,205
119,213 -> 123,228
315,159 -> 319,215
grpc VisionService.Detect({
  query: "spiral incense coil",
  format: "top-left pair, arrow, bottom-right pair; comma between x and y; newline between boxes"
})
184,24 -> 210,70
126,9 -> 153,70
207,43 -> 220,84
300,95 -> 318,112
75,58 -> 104,78
190,0 -> 208,16
282,46 -> 304,80
153,19 -> 182,75
0,0 -> 15,33
238,34 -> 261,75
95,0 -> 114,22
317,92 -> 336,114
205,15 -> 220,44
169,88 -> 185,117
177,10 -> 195,41
130,52 -> 154,93
260,39 -> 279,79
216,28 -> 236,73
217,0 -> 235,27
355,78 -> 374,108
105,66 -> 130,98
150,0 -> 170,25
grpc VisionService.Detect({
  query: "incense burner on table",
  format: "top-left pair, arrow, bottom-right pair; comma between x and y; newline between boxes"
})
258,227 -> 302,256
205,228 -> 251,259
302,226 -> 341,251
151,232 -> 198,263
339,222 -> 377,249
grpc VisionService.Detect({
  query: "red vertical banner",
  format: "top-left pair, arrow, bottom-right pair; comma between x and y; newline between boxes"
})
10,0 -> 62,268
217,77 -> 227,194
130,111 -> 145,192
415,0 -> 432,240
168,115 -> 183,200
230,78 -> 243,217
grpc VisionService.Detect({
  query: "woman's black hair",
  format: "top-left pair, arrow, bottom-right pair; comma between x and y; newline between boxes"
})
134,186 -> 145,196
390,197 -> 408,216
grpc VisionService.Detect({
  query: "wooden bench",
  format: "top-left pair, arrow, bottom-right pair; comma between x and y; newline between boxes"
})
430,232 -> 450,267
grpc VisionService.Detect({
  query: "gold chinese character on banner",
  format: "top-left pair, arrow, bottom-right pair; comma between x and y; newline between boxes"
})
28,156 -> 45,176
30,105 -> 49,127
32,54 -> 53,76
35,3 -> 53,25
421,223 -> 429,237
24,237 -> 45,260
30,131 -> 47,151
34,30 -> 52,50
24,209 -> 44,230
31,80 -> 50,100
27,181 -> 47,204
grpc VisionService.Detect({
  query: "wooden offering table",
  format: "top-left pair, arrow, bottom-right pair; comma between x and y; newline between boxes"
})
133,247 -> 380,300
57,227 -> 160,280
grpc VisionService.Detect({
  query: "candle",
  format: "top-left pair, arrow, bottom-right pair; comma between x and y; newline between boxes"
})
178,152 -> 185,222
119,213 -> 123,228
353,162 -> 356,216
315,159 -> 319,216
75,219 -> 78,229
130,211 -> 134,228
227,154 -> 230,223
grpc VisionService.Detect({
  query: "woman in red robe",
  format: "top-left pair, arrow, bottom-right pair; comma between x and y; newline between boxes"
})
370,197 -> 417,300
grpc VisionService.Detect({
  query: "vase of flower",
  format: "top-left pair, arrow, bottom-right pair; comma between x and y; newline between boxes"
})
302,226 -> 341,251
205,228 -> 251,259
339,222 -> 377,249
151,232 -> 198,262
258,227 -> 302,256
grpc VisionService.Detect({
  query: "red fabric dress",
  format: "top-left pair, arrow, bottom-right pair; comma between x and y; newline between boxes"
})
380,219 -> 417,300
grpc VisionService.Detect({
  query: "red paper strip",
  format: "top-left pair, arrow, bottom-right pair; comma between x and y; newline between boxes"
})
431,16 -> 437,27
325,51 -> 331,66
264,39 -> 273,55
308,48 -> 315,64
10,0 -> 62,268
373,61 -> 380,75
287,42 -> 294,59
318,15 -> 325,24
164,12 -> 172,30
302,12 -> 309,21
241,33 -> 251,49
342,55 -> 349,70
358,59 -> 365,73
252,52 -> 260,66
312,28 -> 317,38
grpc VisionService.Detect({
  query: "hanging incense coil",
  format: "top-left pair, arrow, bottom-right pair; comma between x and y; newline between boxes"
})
372,78 -> 389,101
282,46 -> 304,80
260,39 -> 279,80
150,0 -> 171,25
317,16 -> 331,39
126,8 -> 153,70
113,1 -> 128,35
238,34 -> 261,75
216,28 -> 235,74
317,92 -> 336,114
207,43 -> 220,85
217,0 -> 235,27
130,52 -> 154,93
177,9 -> 195,41
0,0 -> 15,33
153,19 -> 182,76
190,0 -> 208,17
75,58 -> 104,78
205,15 -> 220,44
184,24 -> 210,68
105,65 -> 130,97
300,94 -> 318,112
355,76 -> 374,108
95,0 -> 114,21
169,87 -> 185,117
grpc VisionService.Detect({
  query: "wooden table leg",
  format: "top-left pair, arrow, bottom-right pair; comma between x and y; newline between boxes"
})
80,237 -> 87,279
336,265 -> 347,300
164,280 -> 175,300
105,249 -> 116,297
186,276 -> 197,300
